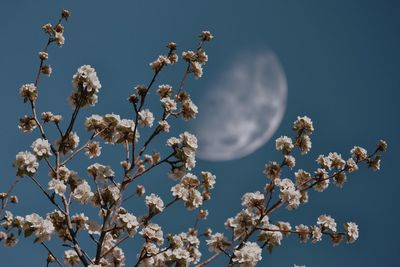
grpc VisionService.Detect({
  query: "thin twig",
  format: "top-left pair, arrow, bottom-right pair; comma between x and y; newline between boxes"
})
41,242 -> 63,267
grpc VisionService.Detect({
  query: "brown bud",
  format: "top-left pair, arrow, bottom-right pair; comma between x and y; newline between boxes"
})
61,9 -> 71,20
41,65 -> 52,76
167,42 -> 177,50
10,196 -> 18,204
54,24 -> 64,33
128,94 -> 138,104
38,51 -> 49,60
47,253 -> 56,263
377,139 -> 387,152
136,185 -> 145,197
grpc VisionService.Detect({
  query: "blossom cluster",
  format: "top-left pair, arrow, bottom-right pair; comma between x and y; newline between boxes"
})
0,8 -> 388,267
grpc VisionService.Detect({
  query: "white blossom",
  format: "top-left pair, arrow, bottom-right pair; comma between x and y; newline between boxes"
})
48,179 -> 66,196
139,223 -> 164,245
24,213 -> 54,242
20,83 -> 37,102
275,136 -> 294,154
72,180 -> 94,204
14,151 -> 38,176
317,215 -> 337,232
350,146 -> 368,161
72,65 -> 101,93
138,109 -> 155,127
344,222 -> 359,243
292,116 -> 314,134
31,138 -> 52,158
64,249 -> 80,266
56,132 -> 79,155
85,142 -> 101,159
117,212 -> 139,236
206,233 -> 230,252
87,163 -> 114,179
145,193 -> 164,213
233,242 -> 262,267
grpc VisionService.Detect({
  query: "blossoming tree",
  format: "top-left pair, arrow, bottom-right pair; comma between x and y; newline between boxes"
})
0,9 -> 387,267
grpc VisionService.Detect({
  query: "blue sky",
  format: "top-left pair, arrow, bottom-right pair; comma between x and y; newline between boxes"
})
0,0 -> 399,266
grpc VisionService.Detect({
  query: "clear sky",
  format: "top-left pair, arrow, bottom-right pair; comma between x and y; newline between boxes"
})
0,0 -> 398,266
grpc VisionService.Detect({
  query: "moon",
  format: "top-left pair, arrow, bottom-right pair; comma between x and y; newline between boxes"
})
192,49 -> 287,161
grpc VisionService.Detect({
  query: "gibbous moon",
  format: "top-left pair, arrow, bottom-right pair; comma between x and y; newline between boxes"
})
193,49 -> 287,161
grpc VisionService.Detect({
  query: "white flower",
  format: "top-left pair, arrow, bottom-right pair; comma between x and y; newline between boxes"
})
284,155 -> 296,169
56,132 -> 80,155
344,222 -> 359,243
295,169 -> 311,189
64,249 -> 80,266
138,109 -> 155,127
191,61 -> 203,78
317,215 -> 337,232
350,146 -> 368,161
182,99 -> 198,120
85,142 -> 101,158
346,158 -> 358,173
84,114 -> 104,131
263,161 -> 281,180
161,97 -> 177,112
233,242 -> 262,267
145,193 -> 165,213
241,191 -> 264,211
24,213 -> 54,242
57,166 -> 72,181
201,171 -> 216,190
69,65 -> 101,108
72,65 -> 101,93
139,223 -> 164,245
150,55 -> 170,71
167,137 -> 181,147
328,152 -> 346,169
55,32 -> 65,46
311,227 -> 322,243
31,138 -> 52,158
182,50 -> 196,61
117,212 -> 139,236
316,154 -> 332,170
206,233 -> 230,252
114,118 -> 139,143
225,210 -> 256,239
71,213 -> 89,229
48,179 -> 66,196
158,120 -> 170,132
87,163 -> 114,179
275,136 -> 294,154
72,180 -> 94,204
14,151 -> 38,176
279,178 -> 301,210
157,84 -> 173,98
180,132 -> 198,150
314,168 -> 329,192
295,224 -> 310,243
295,134 -> 312,154
292,116 -> 314,134
20,83 -> 37,102
171,173 -> 203,210
258,223 -> 283,246
200,31 -> 214,41
276,221 -> 292,236
183,189 -> 203,210
173,247 -> 190,260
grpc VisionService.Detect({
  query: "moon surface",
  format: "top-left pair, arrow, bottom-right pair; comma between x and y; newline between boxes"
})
193,49 -> 287,161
